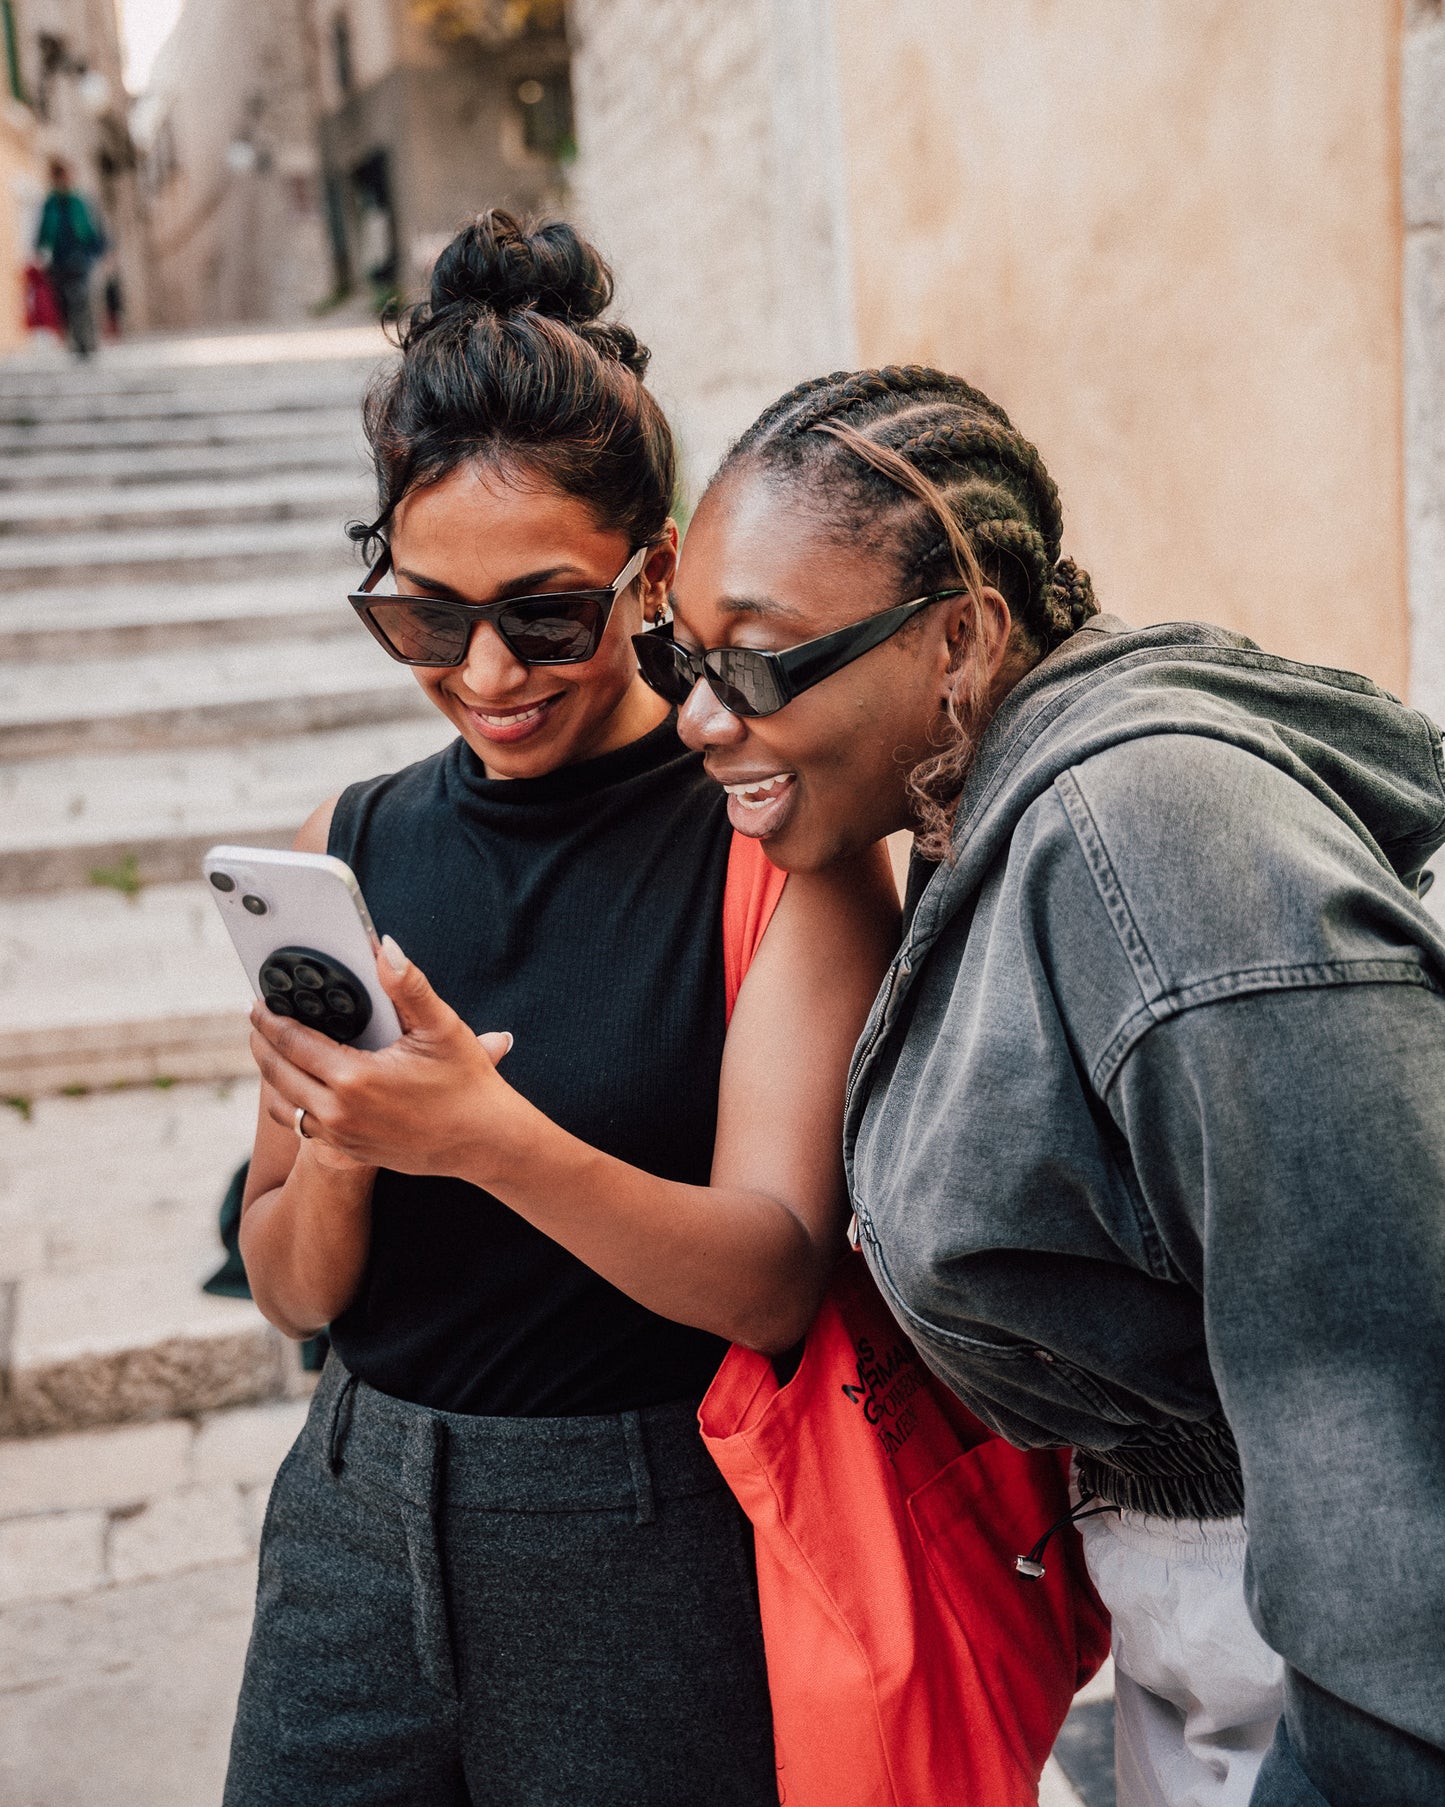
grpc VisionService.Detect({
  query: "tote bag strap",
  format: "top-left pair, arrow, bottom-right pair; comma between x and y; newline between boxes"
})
723,831 -> 787,1021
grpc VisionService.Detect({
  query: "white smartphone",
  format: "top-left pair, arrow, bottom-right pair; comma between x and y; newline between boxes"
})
202,845 -> 403,1049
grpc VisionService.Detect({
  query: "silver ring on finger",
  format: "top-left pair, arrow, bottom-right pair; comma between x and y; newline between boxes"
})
294,1105 -> 311,1140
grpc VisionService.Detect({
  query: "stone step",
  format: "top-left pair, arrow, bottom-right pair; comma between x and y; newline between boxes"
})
0,631 -> 432,758
0,405 -> 362,455
0,880 -> 257,1094
0,469 -> 370,536
0,1399 -> 305,1594
0,371 -> 385,427
0,353 -> 376,394
0,322 -> 387,387
0,717 -> 452,893
0,570 -> 357,662
0,360 -> 375,399
0,515 -> 352,590
0,434 -> 366,492
0,1079 -> 303,1433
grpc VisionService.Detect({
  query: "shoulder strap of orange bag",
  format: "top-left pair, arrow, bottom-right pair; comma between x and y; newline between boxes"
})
723,832 -> 787,1022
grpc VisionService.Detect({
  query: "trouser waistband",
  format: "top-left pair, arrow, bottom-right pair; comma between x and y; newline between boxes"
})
312,1353 -> 721,1526
1075,1410 -> 1245,1520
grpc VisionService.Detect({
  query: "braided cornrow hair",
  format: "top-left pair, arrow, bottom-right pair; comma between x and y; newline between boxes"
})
723,364 -> 1095,650
714,365 -> 1099,855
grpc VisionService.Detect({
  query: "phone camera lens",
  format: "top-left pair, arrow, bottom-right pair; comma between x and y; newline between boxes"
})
260,964 -> 292,993
210,872 -> 236,893
292,963 -> 324,990
324,988 -> 357,1015
264,992 -> 294,1016
242,894 -> 268,916
295,993 -> 324,1019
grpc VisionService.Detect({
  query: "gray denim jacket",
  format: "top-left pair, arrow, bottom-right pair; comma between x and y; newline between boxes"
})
844,618 -> 1445,1803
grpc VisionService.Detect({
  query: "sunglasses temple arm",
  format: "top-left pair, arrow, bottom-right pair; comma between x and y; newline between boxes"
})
776,595 -> 934,695
358,546 -> 393,595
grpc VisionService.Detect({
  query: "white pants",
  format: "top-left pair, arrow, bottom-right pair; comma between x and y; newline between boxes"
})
1077,1505 -> 1285,1807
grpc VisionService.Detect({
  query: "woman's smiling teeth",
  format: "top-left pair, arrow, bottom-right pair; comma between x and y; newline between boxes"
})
477,701 -> 550,727
720,770 -> 798,837
723,772 -> 794,806
460,692 -> 564,743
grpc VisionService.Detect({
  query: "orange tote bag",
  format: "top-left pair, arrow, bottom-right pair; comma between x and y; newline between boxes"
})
708,834 -> 1109,1806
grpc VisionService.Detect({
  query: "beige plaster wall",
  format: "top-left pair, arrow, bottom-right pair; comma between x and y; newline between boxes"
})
834,0 -> 1408,693
568,0 -> 855,497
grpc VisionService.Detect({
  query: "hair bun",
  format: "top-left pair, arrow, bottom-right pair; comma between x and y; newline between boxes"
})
429,208 -> 612,327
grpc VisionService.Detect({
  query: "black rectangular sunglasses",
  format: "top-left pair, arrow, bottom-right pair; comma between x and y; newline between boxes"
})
350,544 -> 649,668
631,588 -> 963,718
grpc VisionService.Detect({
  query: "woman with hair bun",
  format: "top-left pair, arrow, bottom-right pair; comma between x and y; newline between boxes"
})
223,214 -> 898,1807
655,366 -> 1445,1806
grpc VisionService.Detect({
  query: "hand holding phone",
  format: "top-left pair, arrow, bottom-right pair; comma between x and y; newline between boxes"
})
208,844 -> 516,1175
203,845 -> 403,1049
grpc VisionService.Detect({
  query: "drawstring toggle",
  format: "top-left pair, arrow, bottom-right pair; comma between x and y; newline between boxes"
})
1015,1490 -> 1115,1580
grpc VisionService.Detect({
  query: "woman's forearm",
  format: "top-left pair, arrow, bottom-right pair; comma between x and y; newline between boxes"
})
239,1148 -> 377,1340
457,1092 -> 835,1352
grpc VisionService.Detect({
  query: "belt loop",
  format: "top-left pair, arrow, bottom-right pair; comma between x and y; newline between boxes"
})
401,1410 -> 446,1508
325,1369 -> 359,1476
621,1410 -> 656,1526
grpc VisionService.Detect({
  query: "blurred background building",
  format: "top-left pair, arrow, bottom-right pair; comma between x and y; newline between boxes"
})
131,0 -> 335,326
315,1 -> 570,311
133,0 -> 570,326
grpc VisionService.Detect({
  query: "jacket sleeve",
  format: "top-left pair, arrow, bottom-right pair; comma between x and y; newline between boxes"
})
82,198 -> 108,257
1109,978 -> 1445,1804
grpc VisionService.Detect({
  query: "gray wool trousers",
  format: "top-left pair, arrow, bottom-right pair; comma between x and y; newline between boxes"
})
223,1357 -> 778,1807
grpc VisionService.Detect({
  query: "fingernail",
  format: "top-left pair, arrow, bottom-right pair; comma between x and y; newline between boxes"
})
501,1032 -> 514,1054
381,935 -> 408,974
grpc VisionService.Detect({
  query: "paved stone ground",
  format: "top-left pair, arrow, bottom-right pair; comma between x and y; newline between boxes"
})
1050,1692 -> 1117,1807
1,1566 -> 258,1807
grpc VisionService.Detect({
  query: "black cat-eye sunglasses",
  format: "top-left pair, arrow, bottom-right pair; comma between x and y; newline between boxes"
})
350,544 -> 649,668
631,587 -> 964,719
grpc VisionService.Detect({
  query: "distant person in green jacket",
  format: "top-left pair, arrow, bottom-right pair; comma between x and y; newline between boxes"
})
35,160 -> 107,359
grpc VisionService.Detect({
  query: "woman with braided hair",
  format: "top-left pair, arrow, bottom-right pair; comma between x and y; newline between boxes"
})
647,366 -> 1445,1806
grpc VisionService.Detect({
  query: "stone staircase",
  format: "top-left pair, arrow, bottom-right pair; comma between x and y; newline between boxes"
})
0,328 -> 451,1807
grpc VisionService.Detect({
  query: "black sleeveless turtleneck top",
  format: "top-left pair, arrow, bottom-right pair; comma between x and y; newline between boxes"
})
326,717 -> 733,1416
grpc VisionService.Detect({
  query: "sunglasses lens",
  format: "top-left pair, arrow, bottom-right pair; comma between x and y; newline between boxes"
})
633,632 -> 698,704
368,601 -> 470,666
706,649 -> 780,718
498,596 -> 603,663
